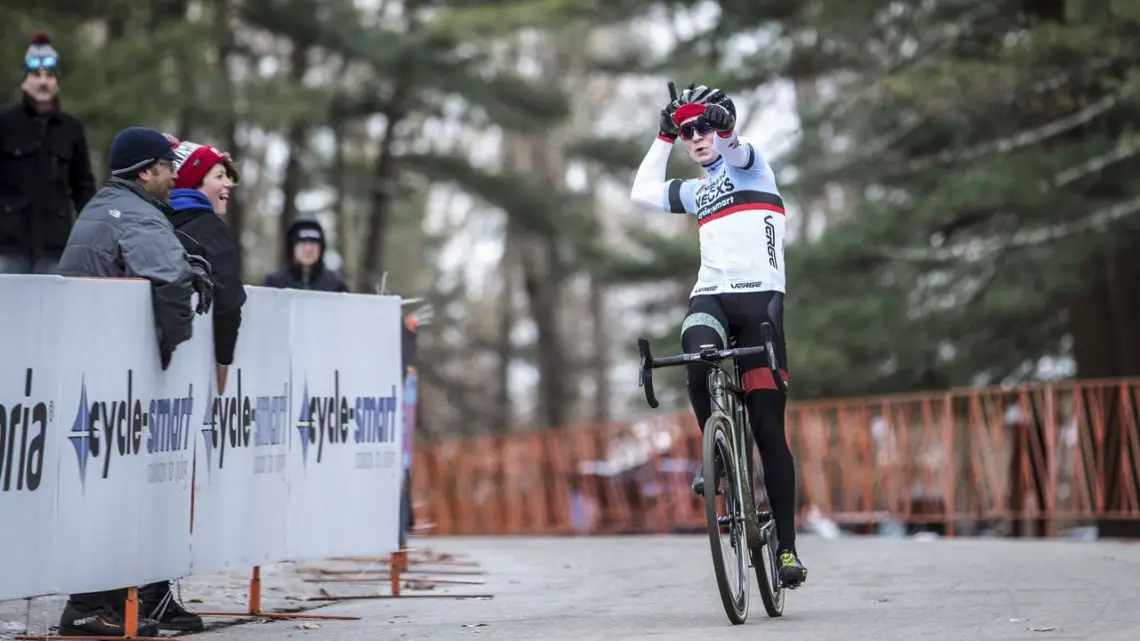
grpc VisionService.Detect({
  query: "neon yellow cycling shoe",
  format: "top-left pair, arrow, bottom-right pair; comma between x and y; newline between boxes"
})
778,550 -> 807,587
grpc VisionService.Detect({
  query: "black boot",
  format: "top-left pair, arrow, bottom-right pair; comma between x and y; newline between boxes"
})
142,581 -> 205,632
58,594 -> 160,637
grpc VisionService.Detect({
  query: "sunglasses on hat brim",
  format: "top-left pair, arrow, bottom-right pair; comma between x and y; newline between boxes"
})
25,56 -> 58,71
679,119 -> 715,140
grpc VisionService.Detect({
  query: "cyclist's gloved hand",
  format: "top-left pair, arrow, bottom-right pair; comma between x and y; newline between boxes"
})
658,100 -> 681,141
703,102 -> 735,133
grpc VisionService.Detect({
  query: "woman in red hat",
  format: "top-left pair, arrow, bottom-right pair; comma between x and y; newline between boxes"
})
132,138 -> 248,634
167,139 -> 246,395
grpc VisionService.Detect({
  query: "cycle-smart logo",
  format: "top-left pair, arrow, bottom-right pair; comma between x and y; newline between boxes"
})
0,368 -> 51,493
295,370 -> 398,470
199,369 -> 288,480
67,371 -> 194,490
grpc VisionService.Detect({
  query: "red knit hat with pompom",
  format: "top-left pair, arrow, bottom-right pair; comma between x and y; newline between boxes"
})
170,140 -> 241,189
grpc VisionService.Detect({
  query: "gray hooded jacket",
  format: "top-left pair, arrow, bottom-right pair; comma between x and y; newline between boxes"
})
57,177 -> 196,350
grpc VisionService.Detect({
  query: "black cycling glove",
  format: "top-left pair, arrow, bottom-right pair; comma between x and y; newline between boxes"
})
658,100 -> 681,141
703,102 -> 735,132
186,254 -> 215,315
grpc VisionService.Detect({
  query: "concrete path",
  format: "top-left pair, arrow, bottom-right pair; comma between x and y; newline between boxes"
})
178,535 -> 1140,641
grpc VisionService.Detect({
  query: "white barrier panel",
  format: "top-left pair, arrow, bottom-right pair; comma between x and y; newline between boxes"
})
52,278 -> 206,594
141,283 -> 212,586
190,286 -> 291,574
0,276 -> 405,602
0,276 -> 63,601
285,291 -> 403,562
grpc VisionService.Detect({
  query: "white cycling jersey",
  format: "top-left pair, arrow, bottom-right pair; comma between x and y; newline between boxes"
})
629,130 -> 786,298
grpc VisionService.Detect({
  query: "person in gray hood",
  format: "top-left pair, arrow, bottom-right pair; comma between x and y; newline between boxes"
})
57,126 -> 213,374
263,218 -> 348,292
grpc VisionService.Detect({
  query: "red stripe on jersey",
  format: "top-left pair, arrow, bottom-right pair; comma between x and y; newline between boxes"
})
697,202 -> 786,228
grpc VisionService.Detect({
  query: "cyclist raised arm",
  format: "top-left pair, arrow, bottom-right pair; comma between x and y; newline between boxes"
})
628,84 -> 807,588
629,97 -> 702,214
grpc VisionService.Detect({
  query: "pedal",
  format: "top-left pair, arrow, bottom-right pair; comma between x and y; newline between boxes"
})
780,572 -> 806,590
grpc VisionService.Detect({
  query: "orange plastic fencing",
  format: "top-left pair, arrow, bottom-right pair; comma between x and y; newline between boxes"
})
411,379 -> 1140,537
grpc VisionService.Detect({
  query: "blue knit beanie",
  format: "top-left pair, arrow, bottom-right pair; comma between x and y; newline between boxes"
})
107,127 -> 178,177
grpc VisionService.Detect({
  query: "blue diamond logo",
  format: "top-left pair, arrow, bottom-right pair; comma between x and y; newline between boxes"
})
67,378 -> 91,490
296,381 -> 312,466
200,378 -> 217,480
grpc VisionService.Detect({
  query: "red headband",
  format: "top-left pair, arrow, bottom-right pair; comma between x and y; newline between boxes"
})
671,103 -> 706,126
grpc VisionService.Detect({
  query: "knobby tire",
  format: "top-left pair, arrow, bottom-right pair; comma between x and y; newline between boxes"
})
743,422 -> 785,618
703,413 -> 749,624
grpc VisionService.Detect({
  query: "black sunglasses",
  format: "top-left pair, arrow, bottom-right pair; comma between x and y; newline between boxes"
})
679,119 -> 714,140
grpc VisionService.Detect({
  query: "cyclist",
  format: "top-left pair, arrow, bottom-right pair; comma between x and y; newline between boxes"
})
628,85 -> 807,586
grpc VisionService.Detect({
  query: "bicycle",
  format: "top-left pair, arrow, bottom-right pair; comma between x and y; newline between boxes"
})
637,322 -> 789,624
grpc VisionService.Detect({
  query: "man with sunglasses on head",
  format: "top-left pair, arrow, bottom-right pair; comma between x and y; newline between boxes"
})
0,31 -> 96,274
629,85 -> 807,588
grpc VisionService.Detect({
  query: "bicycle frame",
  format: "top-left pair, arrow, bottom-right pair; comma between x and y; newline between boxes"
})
704,354 -> 760,546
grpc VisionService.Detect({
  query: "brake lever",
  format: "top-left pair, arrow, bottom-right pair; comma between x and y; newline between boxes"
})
760,323 -> 787,393
637,337 -> 660,409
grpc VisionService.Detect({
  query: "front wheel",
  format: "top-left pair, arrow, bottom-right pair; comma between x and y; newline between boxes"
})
703,413 -> 749,624
752,513 -> 785,617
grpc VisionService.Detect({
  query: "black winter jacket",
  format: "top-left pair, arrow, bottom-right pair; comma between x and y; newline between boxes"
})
0,93 -> 96,256
57,178 -> 197,353
262,218 -> 348,292
169,188 -> 247,366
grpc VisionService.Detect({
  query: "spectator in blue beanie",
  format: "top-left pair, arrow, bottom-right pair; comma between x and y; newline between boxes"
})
55,127 -> 216,637
58,126 -> 215,369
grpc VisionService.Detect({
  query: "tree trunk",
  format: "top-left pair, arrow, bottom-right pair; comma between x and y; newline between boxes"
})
277,44 -> 310,244
358,109 -> 402,292
589,280 -> 610,422
500,128 -> 575,430
1072,251 -> 1140,538
358,0 -> 425,291
148,0 -> 192,133
216,0 -> 245,279
329,101 -> 349,281
518,231 -> 569,429
495,246 -> 514,432
148,0 -> 187,28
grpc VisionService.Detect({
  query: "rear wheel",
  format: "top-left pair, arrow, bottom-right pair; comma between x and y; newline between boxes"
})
703,413 -> 749,624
